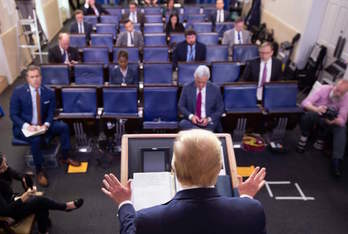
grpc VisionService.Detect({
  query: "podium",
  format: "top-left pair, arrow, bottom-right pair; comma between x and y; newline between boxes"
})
120,133 -> 239,192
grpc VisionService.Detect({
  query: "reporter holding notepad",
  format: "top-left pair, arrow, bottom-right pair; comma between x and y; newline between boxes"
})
0,153 -> 84,234
102,129 -> 267,234
9,65 -> 80,187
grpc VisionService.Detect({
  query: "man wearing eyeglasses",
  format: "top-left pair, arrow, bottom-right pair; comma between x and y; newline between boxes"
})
241,42 -> 283,101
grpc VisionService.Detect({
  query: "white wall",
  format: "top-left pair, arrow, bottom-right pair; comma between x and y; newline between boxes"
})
263,0 -> 313,33
262,0 -> 329,68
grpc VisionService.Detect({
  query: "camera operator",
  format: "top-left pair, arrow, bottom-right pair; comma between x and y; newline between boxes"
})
297,80 -> 348,177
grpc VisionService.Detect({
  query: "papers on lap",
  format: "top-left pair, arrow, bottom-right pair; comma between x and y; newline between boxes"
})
131,172 -> 176,211
22,127 -> 46,138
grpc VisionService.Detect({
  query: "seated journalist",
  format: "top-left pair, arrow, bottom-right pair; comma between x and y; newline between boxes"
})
0,153 -> 83,234
102,129 -> 267,234
10,65 -> 80,187
110,50 -> 137,85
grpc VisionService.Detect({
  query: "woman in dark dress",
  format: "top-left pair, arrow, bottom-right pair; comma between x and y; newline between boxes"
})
0,154 -> 83,234
110,50 -> 137,85
165,13 -> 185,38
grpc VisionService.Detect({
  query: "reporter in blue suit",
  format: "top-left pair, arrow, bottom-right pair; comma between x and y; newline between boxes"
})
178,65 -> 224,132
10,65 -> 80,187
102,129 -> 267,234
172,29 -> 207,68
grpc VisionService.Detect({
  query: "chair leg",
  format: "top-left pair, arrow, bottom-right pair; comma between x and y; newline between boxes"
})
271,117 -> 288,142
233,118 -> 247,148
73,122 -> 92,153
114,119 -> 127,152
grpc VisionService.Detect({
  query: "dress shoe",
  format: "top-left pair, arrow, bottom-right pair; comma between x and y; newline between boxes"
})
59,158 -> 81,167
331,159 -> 342,178
66,198 -> 84,212
37,171 -> 49,187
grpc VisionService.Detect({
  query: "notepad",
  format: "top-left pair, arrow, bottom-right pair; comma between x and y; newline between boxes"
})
22,127 -> 47,138
67,162 -> 88,174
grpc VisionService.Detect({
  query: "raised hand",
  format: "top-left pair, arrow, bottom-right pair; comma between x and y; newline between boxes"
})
238,167 -> 266,198
101,173 -> 132,205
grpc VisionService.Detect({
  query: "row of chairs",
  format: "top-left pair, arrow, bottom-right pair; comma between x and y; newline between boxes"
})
41,62 -> 241,86
88,22 -> 233,38
68,45 -> 258,63
56,82 -> 300,130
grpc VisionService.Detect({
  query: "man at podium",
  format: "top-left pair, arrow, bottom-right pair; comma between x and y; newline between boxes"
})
102,129 -> 266,234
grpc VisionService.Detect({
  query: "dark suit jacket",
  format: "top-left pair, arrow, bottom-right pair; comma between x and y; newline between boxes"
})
109,66 -> 137,84
165,22 -> 185,36
48,45 -> 79,64
173,41 -> 207,67
241,57 -> 283,82
118,188 -> 266,234
178,81 -> 224,125
122,12 -> 146,28
70,21 -> 93,42
0,167 -> 25,217
83,2 -> 108,15
10,84 -> 55,137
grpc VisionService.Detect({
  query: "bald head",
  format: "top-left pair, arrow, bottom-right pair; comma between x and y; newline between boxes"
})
59,33 -> 70,50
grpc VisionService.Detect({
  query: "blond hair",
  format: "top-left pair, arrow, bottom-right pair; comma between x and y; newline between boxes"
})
173,129 -> 222,187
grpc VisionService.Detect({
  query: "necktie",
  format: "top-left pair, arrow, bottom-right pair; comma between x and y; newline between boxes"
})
261,62 -> 267,87
78,23 -> 81,33
217,11 -> 220,23
219,10 -> 223,23
62,50 -> 67,62
195,89 -> 202,119
238,31 -> 242,44
35,88 -> 42,125
188,46 -> 193,62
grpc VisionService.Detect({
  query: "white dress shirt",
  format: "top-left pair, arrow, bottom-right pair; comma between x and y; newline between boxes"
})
129,12 -> 137,23
22,86 -> 50,130
216,10 -> 224,23
257,58 -> 272,101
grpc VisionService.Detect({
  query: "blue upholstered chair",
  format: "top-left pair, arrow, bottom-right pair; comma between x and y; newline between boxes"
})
41,64 -> 70,86
193,22 -> 213,33
263,82 -> 301,113
143,7 -> 161,14
96,24 -> 118,39
211,62 -> 240,85
144,23 -> 164,33
69,34 -> 87,49
144,33 -> 167,46
91,34 -> 114,51
232,44 -> 259,63
145,14 -> 163,23
143,86 -> 178,129
206,45 -> 228,63
143,47 -> 169,62
60,88 -> 97,118
197,33 -> 219,45
74,64 -> 104,85
224,84 -> 260,113
102,87 -> 138,118
215,22 -> 234,37
84,15 -> 98,28
100,15 -> 119,25
83,47 -> 109,64
143,63 -> 173,84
